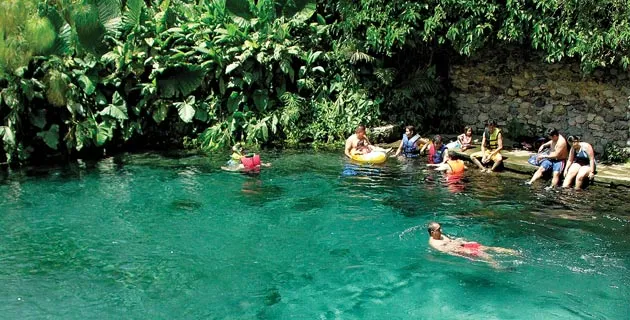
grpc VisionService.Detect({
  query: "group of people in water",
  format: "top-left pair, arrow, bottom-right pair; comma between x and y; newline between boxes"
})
344,120 -> 597,191
344,122 -> 600,267
223,121 -> 598,267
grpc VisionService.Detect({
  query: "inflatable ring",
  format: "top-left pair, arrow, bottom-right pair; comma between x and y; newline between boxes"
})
351,151 -> 387,164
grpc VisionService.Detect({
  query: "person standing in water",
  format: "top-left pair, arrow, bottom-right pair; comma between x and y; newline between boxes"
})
427,222 -> 518,267
394,125 -> 429,158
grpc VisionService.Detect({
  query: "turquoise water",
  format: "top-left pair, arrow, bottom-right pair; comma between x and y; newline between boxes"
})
1,151 -> 629,319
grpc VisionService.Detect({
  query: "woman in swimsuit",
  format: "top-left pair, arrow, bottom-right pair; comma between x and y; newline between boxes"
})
562,135 -> 597,190
427,222 -> 518,267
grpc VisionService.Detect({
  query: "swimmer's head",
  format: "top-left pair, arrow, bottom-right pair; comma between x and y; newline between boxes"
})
427,222 -> 442,236
232,143 -> 244,153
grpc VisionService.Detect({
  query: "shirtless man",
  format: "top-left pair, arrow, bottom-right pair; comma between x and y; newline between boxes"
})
526,128 -> 569,188
427,222 -> 518,267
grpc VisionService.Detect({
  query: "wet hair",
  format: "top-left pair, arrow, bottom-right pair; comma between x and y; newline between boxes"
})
486,120 -> 497,126
546,128 -> 559,137
433,135 -> 443,144
567,135 -> 581,143
405,125 -> 415,133
355,125 -> 366,133
449,153 -> 459,160
464,126 -> 472,133
427,222 -> 441,235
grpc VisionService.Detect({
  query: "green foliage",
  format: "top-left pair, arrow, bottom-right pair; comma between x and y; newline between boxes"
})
602,143 -> 629,164
1,0 -> 629,164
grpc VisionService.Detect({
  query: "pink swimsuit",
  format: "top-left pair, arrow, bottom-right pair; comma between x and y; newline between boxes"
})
462,242 -> 481,256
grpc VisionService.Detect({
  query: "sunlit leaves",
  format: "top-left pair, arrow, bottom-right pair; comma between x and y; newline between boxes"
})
99,92 -> 128,120
175,96 -> 196,123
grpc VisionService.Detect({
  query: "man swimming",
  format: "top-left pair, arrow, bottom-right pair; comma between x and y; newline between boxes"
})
427,222 -> 518,267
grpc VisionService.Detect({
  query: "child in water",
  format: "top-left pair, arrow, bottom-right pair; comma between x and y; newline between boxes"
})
221,143 -> 271,172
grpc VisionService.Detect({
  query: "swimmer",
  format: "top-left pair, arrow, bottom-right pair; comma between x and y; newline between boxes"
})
221,143 -> 271,172
427,222 -> 518,268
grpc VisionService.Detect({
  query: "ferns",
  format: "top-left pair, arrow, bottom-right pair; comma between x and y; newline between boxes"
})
349,51 -> 375,64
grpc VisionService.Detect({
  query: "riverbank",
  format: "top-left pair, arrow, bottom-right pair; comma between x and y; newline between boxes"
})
380,137 -> 630,188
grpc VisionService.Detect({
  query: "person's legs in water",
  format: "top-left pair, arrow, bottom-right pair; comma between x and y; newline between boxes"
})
469,151 -> 486,171
562,163 -> 581,188
549,160 -> 564,188
575,165 -> 592,190
489,153 -> 503,172
527,159 -> 551,184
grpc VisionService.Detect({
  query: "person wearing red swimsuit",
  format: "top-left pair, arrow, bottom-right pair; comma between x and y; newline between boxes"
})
427,222 -> 519,267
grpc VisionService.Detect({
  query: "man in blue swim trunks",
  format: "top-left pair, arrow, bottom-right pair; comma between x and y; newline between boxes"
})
526,128 -> 568,188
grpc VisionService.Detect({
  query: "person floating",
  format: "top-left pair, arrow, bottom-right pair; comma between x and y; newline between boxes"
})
470,120 -> 503,172
427,153 -> 466,174
221,143 -> 271,172
427,222 -> 518,268
446,126 -> 474,151
562,135 -> 596,190
344,125 -> 375,158
526,128 -> 568,188
393,125 -> 429,158
344,125 -> 392,160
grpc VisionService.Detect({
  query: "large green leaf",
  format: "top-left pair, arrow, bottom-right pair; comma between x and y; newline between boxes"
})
152,101 -> 169,123
176,96 -> 196,123
253,90 -> 268,112
96,121 -> 113,146
78,74 -> 96,95
225,0 -> 254,20
98,0 -> 122,36
30,110 -> 47,129
0,126 -> 15,146
74,4 -> 107,53
227,91 -> 242,113
157,66 -> 205,98
122,0 -> 145,31
37,124 -> 59,150
276,0 -> 316,22
99,92 -> 128,120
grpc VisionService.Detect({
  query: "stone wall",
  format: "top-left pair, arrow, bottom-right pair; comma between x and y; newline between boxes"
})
450,53 -> 630,154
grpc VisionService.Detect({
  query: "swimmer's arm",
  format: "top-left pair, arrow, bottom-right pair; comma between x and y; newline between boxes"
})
394,140 -> 404,157
429,163 -> 449,171
221,164 -> 244,171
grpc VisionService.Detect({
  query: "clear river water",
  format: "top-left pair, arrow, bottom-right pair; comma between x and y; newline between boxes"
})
1,151 -> 629,319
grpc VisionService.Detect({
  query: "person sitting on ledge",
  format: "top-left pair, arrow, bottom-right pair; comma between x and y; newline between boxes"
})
446,126 -> 474,151
393,125 -> 429,158
470,120 -> 503,172
526,128 -> 568,188
427,222 -> 519,268
562,135 -> 597,190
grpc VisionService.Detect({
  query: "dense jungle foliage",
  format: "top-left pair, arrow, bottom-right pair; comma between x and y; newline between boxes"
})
1,0 -> 629,164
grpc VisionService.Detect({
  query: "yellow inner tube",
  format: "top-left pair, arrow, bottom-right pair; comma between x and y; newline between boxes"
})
351,151 -> 387,164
